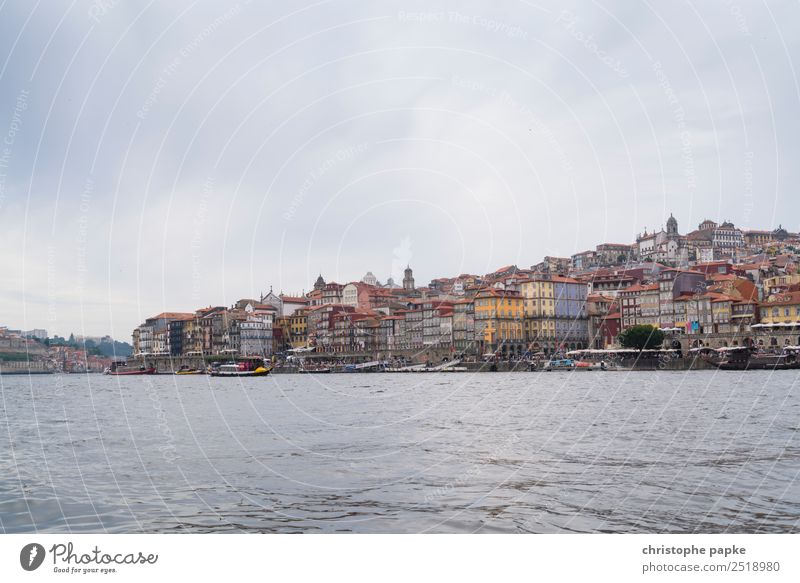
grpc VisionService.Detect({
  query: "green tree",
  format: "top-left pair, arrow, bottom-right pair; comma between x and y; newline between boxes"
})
618,325 -> 665,350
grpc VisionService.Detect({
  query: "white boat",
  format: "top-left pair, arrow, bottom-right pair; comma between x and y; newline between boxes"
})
543,358 -> 576,371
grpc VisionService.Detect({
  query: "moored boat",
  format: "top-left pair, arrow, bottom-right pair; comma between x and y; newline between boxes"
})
574,360 -> 609,371
208,361 -> 272,377
104,361 -> 156,375
543,358 -> 576,371
746,349 -> 799,370
692,346 -> 800,370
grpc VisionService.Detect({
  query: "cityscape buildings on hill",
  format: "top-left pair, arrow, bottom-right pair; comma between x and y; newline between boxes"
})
125,215 -> 800,361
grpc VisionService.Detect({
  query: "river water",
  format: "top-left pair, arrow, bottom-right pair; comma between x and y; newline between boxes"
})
1,370 -> 798,533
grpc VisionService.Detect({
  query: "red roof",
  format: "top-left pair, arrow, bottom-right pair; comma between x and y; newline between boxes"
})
149,312 -> 194,320
762,291 -> 800,306
621,283 -> 659,293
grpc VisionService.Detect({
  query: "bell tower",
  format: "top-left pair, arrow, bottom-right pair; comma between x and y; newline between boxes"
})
403,265 -> 415,291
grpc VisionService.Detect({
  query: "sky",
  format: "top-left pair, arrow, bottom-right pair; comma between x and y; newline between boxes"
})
0,0 -> 798,338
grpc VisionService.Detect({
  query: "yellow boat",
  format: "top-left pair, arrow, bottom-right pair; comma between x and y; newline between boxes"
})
208,363 -> 272,377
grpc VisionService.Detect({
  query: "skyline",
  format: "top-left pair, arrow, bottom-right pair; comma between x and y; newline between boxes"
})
1,1 -> 799,337
1,210 -> 793,341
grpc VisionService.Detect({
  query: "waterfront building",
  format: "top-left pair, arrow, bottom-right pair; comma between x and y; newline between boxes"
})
167,315 -> 194,356
474,288 -> 524,355
153,329 -> 169,355
404,303 -> 424,349
709,294 -> 735,336
391,310 -> 409,350
552,276 -> 589,350
182,317 -> 203,355
452,299 -> 476,355
519,276 -> 556,354
759,291 -> 800,326
753,291 -> 800,348
421,300 -> 454,350
380,315 -> 403,351
586,294 -> 620,349
656,269 -> 706,328
135,324 -> 153,355
196,306 -> 228,355
289,308 -> 308,348
673,293 -> 714,337
132,312 -> 194,356
307,304 -> 354,352
239,303 -> 275,356
619,283 -> 660,329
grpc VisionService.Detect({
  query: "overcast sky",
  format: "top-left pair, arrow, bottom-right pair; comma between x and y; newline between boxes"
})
1,1 -> 798,338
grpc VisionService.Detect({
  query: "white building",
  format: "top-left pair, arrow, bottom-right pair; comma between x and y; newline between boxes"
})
361,271 -> 378,286
240,304 -> 274,356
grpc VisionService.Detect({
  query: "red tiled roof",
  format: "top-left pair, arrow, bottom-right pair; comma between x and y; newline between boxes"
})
762,291 -> 800,306
149,312 -> 194,320
281,296 -> 309,303
621,283 -> 659,293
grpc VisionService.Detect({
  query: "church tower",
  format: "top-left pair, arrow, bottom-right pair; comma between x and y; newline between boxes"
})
403,265 -> 415,291
666,213 -> 678,237
313,274 -> 325,291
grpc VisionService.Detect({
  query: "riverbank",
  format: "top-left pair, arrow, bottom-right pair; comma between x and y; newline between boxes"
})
121,354 -> 720,374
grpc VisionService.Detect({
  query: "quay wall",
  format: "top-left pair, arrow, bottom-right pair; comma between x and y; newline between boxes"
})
134,354 -> 716,373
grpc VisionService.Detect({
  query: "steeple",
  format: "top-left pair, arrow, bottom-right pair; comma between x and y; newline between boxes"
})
666,213 -> 678,236
403,265 -> 415,291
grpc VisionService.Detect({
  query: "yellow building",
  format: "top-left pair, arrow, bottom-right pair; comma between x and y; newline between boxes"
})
519,276 -> 556,352
759,291 -> 800,325
182,318 -> 203,354
289,308 -> 308,348
473,288 -> 524,355
763,274 -> 800,296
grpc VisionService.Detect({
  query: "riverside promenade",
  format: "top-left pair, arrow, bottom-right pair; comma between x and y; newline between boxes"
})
132,353 -> 717,373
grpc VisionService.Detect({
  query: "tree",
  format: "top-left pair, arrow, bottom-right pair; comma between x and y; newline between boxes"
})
618,325 -> 665,351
